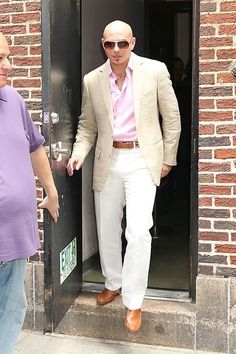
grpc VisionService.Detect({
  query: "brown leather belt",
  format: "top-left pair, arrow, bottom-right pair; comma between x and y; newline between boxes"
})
113,141 -> 139,149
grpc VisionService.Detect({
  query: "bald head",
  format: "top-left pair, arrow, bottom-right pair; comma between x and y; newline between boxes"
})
101,20 -> 136,69
103,20 -> 133,40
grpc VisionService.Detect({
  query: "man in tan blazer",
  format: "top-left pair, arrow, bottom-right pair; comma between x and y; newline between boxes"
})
67,20 -> 181,333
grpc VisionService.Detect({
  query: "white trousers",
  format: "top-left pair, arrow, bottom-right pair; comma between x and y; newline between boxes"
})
94,148 -> 156,309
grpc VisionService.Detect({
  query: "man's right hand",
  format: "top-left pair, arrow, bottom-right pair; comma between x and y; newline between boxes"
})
66,157 -> 83,176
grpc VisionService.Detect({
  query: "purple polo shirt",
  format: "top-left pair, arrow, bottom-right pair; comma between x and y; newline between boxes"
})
0,85 -> 45,261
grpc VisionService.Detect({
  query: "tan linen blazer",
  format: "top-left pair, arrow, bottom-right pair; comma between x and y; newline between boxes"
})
72,53 -> 181,191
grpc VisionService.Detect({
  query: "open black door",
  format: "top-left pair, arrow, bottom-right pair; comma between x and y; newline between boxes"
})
41,0 -> 82,332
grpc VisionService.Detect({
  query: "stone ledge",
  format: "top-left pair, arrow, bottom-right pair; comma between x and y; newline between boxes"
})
56,292 -> 196,349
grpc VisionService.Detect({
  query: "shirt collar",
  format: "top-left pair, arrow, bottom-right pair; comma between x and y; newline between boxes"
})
0,86 -> 8,102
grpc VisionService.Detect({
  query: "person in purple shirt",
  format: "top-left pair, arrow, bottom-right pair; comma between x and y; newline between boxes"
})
0,33 -> 59,354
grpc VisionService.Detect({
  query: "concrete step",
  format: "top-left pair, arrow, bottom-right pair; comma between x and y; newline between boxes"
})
56,290 -> 196,350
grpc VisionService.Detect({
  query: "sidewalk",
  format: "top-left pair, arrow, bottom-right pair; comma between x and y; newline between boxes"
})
13,330 -> 221,354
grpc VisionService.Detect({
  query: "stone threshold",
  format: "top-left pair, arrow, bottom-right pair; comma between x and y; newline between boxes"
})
56,290 -> 196,350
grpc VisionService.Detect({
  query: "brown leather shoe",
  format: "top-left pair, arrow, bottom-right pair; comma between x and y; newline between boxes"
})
124,309 -> 142,333
96,288 -> 121,305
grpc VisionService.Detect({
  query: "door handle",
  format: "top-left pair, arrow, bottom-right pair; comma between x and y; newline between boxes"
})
44,142 -> 70,160
51,112 -> 59,125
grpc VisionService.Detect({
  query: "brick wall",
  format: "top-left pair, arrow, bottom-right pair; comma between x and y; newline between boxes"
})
199,0 -> 236,276
0,0 -> 44,261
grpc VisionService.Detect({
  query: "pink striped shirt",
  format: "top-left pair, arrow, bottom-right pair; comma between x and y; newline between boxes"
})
109,59 -> 137,142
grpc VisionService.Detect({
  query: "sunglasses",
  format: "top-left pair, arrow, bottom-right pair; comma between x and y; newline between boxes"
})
103,40 -> 131,50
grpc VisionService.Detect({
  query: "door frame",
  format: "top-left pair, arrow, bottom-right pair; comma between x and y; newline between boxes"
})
189,0 -> 199,301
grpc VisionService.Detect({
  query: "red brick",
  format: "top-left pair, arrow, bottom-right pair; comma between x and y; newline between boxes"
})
199,162 -> 230,172
29,24 -> 41,33
216,173 -> 236,183
199,74 -> 215,85
200,61 -> 230,72
215,244 -> 236,254
220,2 -> 236,12
199,197 -> 213,207
1,25 -> 26,35
216,124 -> 236,135
199,111 -> 233,121
217,100 -> 236,109
199,99 -> 214,109
200,37 -> 232,48
217,73 -> 236,84
219,24 -> 236,35
232,233 -> 236,242
215,198 -> 236,208
0,3 -> 23,13
199,231 -> 229,241
14,35 -> 40,45
13,57 -> 41,66
231,256 -> 236,265
199,185 -> 231,195
233,137 -> 236,145
217,49 -> 236,60
26,2 -> 41,12
13,79 -> 41,88
199,124 -> 214,135
0,14 -> 10,23
215,149 -> 236,159
30,46 -> 41,55
12,13 -> 40,23
10,45 -> 28,56
200,13 -> 236,24
30,68 -> 41,77
199,49 -> 215,59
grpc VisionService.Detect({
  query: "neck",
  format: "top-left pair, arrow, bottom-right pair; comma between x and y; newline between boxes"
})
110,62 -> 128,77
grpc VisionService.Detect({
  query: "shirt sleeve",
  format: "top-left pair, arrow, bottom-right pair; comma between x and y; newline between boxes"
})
19,96 -> 45,152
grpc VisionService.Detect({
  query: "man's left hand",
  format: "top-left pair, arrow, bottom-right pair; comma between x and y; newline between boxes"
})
161,163 -> 172,178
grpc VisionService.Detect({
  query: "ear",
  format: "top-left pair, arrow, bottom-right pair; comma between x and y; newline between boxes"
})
130,37 -> 136,50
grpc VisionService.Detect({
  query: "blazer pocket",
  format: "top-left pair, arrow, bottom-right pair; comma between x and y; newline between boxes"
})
95,146 -> 101,159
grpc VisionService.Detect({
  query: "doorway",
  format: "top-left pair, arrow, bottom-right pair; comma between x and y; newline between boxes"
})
82,0 -> 196,299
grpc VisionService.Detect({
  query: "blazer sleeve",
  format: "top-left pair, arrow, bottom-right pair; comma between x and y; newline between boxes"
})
157,63 -> 181,166
72,76 -> 98,161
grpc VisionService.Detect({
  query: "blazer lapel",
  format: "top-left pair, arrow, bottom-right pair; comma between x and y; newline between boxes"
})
98,61 -> 114,129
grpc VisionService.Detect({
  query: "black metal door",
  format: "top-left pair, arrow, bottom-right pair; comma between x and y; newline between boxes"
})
41,0 -> 81,332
